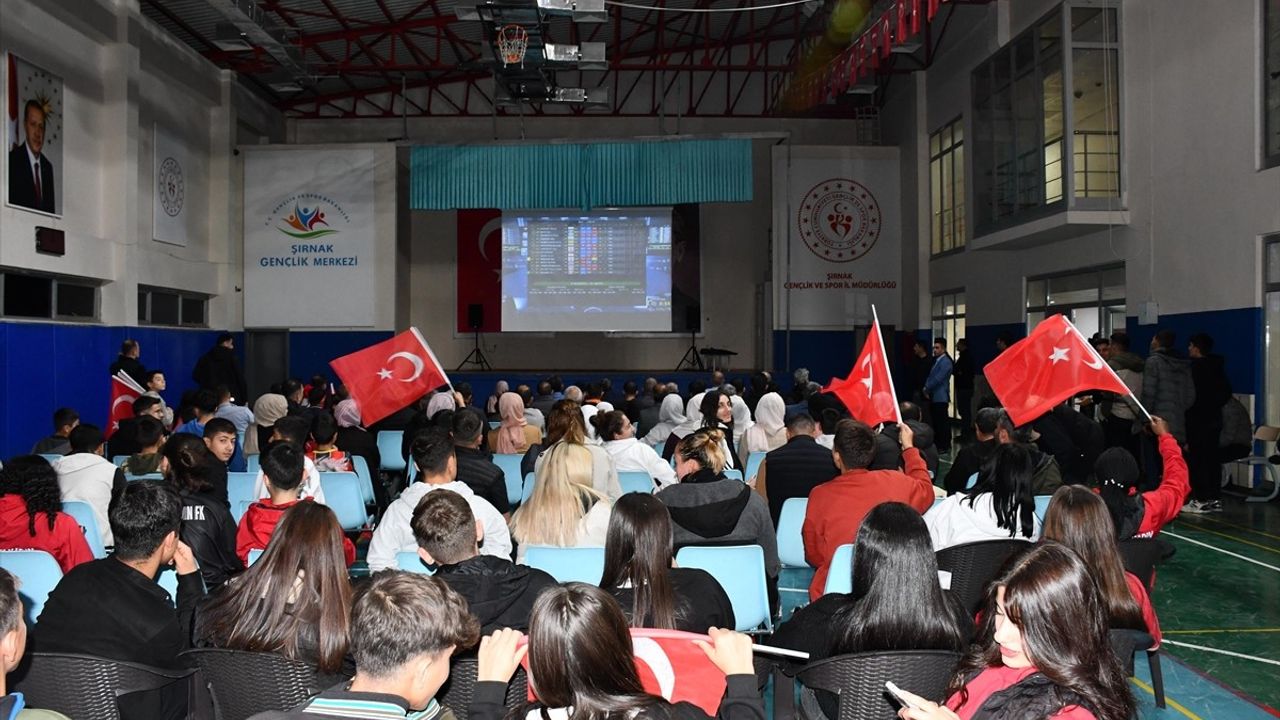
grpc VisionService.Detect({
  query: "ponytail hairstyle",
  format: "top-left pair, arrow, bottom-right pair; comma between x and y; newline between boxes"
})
163,432 -> 214,494
675,428 -> 727,475
965,442 -> 1036,539
1093,447 -> 1142,539
592,411 -> 630,442
600,494 -> 678,629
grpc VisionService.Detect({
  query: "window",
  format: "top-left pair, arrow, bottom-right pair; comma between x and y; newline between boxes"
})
972,3 -> 1121,234
930,118 -> 966,254
1265,236 -> 1280,423
932,290 -> 966,416
1025,264 -> 1124,339
0,269 -> 98,321
1266,0 -> 1280,166
138,286 -> 208,327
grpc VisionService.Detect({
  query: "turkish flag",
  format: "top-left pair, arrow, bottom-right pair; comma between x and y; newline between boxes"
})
984,314 -> 1131,427
329,328 -> 450,426
823,318 -> 900,427
107,372 -> 143,439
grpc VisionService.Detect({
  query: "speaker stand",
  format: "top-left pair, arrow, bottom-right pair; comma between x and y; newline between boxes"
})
675,329 -> 705,371
457,330 -> 492,371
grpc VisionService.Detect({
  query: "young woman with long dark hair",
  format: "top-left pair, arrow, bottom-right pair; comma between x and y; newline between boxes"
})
924,443 -> 1039,551
473,583 -> 765,720
773,502 -> 969,660
1041,485 -> 1159,645
164,433 -> 242,589
895,543 -> 1135,720
195,501 -> 353,677
0,455 -> 93,572
599,493 -> 734,632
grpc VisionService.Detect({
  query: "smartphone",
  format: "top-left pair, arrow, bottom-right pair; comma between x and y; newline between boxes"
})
885,681 -> 924,710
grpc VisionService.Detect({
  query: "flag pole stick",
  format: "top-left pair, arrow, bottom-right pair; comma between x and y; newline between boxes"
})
1063,318 -> 1153,423
871,304 -> 903,424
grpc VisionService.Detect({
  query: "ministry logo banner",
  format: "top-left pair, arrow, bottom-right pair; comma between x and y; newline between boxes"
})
153,124 -> 202,247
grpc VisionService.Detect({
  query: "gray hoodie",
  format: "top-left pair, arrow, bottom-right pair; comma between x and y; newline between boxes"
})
53,453 -> 125,547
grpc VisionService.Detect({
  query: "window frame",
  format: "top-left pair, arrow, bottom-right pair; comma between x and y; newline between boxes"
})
137,285 -> 210,328
929,116 -> 967,256
0,268 -> 101,323
1024,263 -> 1125,337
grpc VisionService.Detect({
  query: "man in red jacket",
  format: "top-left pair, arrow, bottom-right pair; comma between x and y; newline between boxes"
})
803,419 -> 936,600
237,443 -> 355,566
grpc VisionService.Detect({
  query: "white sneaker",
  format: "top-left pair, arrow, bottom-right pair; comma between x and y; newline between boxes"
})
1180,500 -> 1208,514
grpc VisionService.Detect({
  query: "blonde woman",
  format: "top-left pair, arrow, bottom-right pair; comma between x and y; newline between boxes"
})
512,442 -> 612,564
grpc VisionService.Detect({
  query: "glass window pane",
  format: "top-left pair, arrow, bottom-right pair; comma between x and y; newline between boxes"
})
954,144 -> 966,246
1072,7 -> 1117,44
1027,311 -> 1046,331
181,297 -> 205,326
932,295 -> 943,317
1027,279 -> 1046,308
1268,242 -> 1280,285
55,283 -> 95,319
138,290 -> 147,324
1101,267 -> 1125,300
3,274 -> 52,318
931,159 -> 943,254
931,132 -> 941,157
1048,272 -> 1100,305
1072,48 -> 1120,198
941,153 -> 955,248
151,291 -> 180,325
952,120 -> 963,146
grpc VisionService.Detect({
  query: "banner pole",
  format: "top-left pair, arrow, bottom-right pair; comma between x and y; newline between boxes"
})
1063,317 -> 1153,423
871,304 -> 902,424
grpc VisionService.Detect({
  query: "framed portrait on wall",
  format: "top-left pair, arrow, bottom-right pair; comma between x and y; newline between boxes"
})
6,53 -> 64,217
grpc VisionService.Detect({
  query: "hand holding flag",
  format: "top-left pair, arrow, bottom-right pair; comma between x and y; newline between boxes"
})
823,308 -> 901,426
108,371 -> 145,439
330,328 -> 451,426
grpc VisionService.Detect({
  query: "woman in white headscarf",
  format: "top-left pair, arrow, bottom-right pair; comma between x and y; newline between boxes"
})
660,392 -> 705,461
244,393 -> 288,456
642,394 -> 686,449
740,391 -> 788,457
730,395 -> 754,447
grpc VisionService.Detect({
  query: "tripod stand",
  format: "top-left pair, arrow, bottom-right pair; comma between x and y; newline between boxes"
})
457,330 -> 492,371
675,328 -> 704,371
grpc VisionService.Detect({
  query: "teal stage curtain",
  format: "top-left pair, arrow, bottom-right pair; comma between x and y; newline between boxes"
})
410,138 -> 752,210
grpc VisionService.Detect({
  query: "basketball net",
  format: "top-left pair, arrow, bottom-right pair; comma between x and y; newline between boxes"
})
497,24 -> 528,67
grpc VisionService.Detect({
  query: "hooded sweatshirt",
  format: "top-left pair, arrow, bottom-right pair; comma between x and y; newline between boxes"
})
435,554 -> 558,634
179,488 -> 243,589
53,453 -> 125,547
236,497 -> 357,566
1106,351 -> 1145,421
656,468 -> 779,578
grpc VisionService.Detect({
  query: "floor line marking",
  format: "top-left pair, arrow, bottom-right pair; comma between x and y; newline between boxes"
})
1163,639 -> 1280,667
1165,628 -> 1280,635
1129,677 -> 1203,720
1187,515 -> 1280,542
1163,530 -> 1280,573
1174,523 -> 1280,556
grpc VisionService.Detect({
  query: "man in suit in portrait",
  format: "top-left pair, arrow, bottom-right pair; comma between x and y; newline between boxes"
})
9,99 -> 56,213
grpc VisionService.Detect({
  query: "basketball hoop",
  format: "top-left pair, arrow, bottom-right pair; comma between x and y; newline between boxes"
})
497,24 -> 529,67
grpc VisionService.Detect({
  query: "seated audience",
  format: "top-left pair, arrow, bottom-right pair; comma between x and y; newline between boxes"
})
531,380 -> 558,416
53,424 -> 125,549
165,433 -> 242,589
400,391 -> 463,464
730,395 -> 753,448
660,393 -> 705,461
943,407 -> 1002,494
753,413 -> 840,526
367,427 -> 511,571
473,585 -> 763,720
873,402 -> 939,476
31,408 -> 78,457
995,409 -> 1063,495
489,391 -> 541,454
774,502 -> 968,660
122,416 -> 167,476
485,380 -> 510,419
238,443 -> 355,566
198,501 -> 353,679
253,416 -> 325,502
1041,486 -> 1160,646
803,420 -> 934,600
925,443 -> 1040,551
641,389 -> 683,448
1095,416 -> 1188,540
174,388 -> 218,436
142,370 -> 176,428
332,399 -> 381,478
245,393 -> 289,457
664,390 -> 741,470
203,416 -> 245,473
308,414 -> 353,472
451,408 -> 512,516
214,384 -> 254,433
895,543 -> 1134,720
249,572 -> 480,720
600,494 -> 734,632
110,396 -> 165,457
658,429 -> 779,606
740,392 -> 787,458
0,456 -> 93,572
511,443 -> 612,563
524,400 -> 623,500
411,489 -> 556,633
519,385 -> 546,430
0,569 -> 72,719
597,410 -> 678,490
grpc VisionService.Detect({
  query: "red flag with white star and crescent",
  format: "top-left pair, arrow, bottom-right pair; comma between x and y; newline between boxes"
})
984,314 -> 1131,427
107,372 -> 144,439
822,316 -> 900,427
329,328 -> 451,426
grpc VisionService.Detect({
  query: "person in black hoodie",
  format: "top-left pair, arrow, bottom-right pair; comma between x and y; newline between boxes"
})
410,488 -> 554,634
164,433 -> 242,590
943,407 -> 1002,494
1185,333 -> 1232,512
192,333 -> 246,404
451,408 -> 511,517
870,402 -> 939,477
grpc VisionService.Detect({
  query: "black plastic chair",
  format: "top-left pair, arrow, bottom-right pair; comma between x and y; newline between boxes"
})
9,651 -> 204,720
438,656 -> 529,718
1117,538 -> 1175,592
181,648 -> 331,720
776,650 -> 961,720
935,539 -> 1033,615
1110,628 -> 1165,709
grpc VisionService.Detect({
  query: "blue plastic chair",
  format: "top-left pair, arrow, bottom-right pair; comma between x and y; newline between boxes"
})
37,454 -> 63,465
377,431 -> 407,473
61,501 -> 106,559
617,471 -> 654,495
396,551 -> 435,574
675,545 -> 772,632
823,543 -> 855,595
407,459 -> 418,484
1034,495 -> 1052,521
111,455 -> 129,467
931,496 -> 945,510
965,472 -> 978,490
488,421 -> 501,430
246,454 -> 260,473
525,546 -> 606,584
744,452 -> 767,482
493,454 -> 525,506
351,455 -> 377,506
247,549 -> 264,566
125,473 -> 163,482
319,473 -> 370,531
0,550 -> 62,624
227,472 -> 259,525
723,468 -> 744,482
522,472 -> 536,503
776,498 -> 810,568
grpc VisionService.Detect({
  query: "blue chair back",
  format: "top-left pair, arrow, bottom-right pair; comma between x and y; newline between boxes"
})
246,454 -> 260,473
111,455 -> 129,467
744,452 -> 767,482
247,549 -> 264,566
776,497 -> 809,568
37,454 -> 62,465
524,546 -> 606,584
319,473 -> 369,531
396,551 -> 435,574
488,421 -> 501,430
0,551 -> 62,624
931,496 -> 945,510
674,545 -> 772,632
377,431 -> 407,472
617,471 -> 654,495
1034,494 -> 1052,521
351,455 -> 376,506
125,473 -> 163,482
61,501 -> 107,559
493,454 -> 525,506
965,472 -> 978,490
824,543 -> 855,595
522,472 -> 536,503
723,468 -> 744,482
227,472 -> 258,525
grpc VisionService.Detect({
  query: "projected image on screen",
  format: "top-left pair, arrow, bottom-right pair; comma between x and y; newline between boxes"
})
501,208 -> 672,332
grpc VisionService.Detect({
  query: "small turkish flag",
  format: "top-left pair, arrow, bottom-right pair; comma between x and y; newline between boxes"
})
823,317 -> 900,427
107,372 -> 143,439
329,328 -> 450,427
984,314 -> 1131,427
